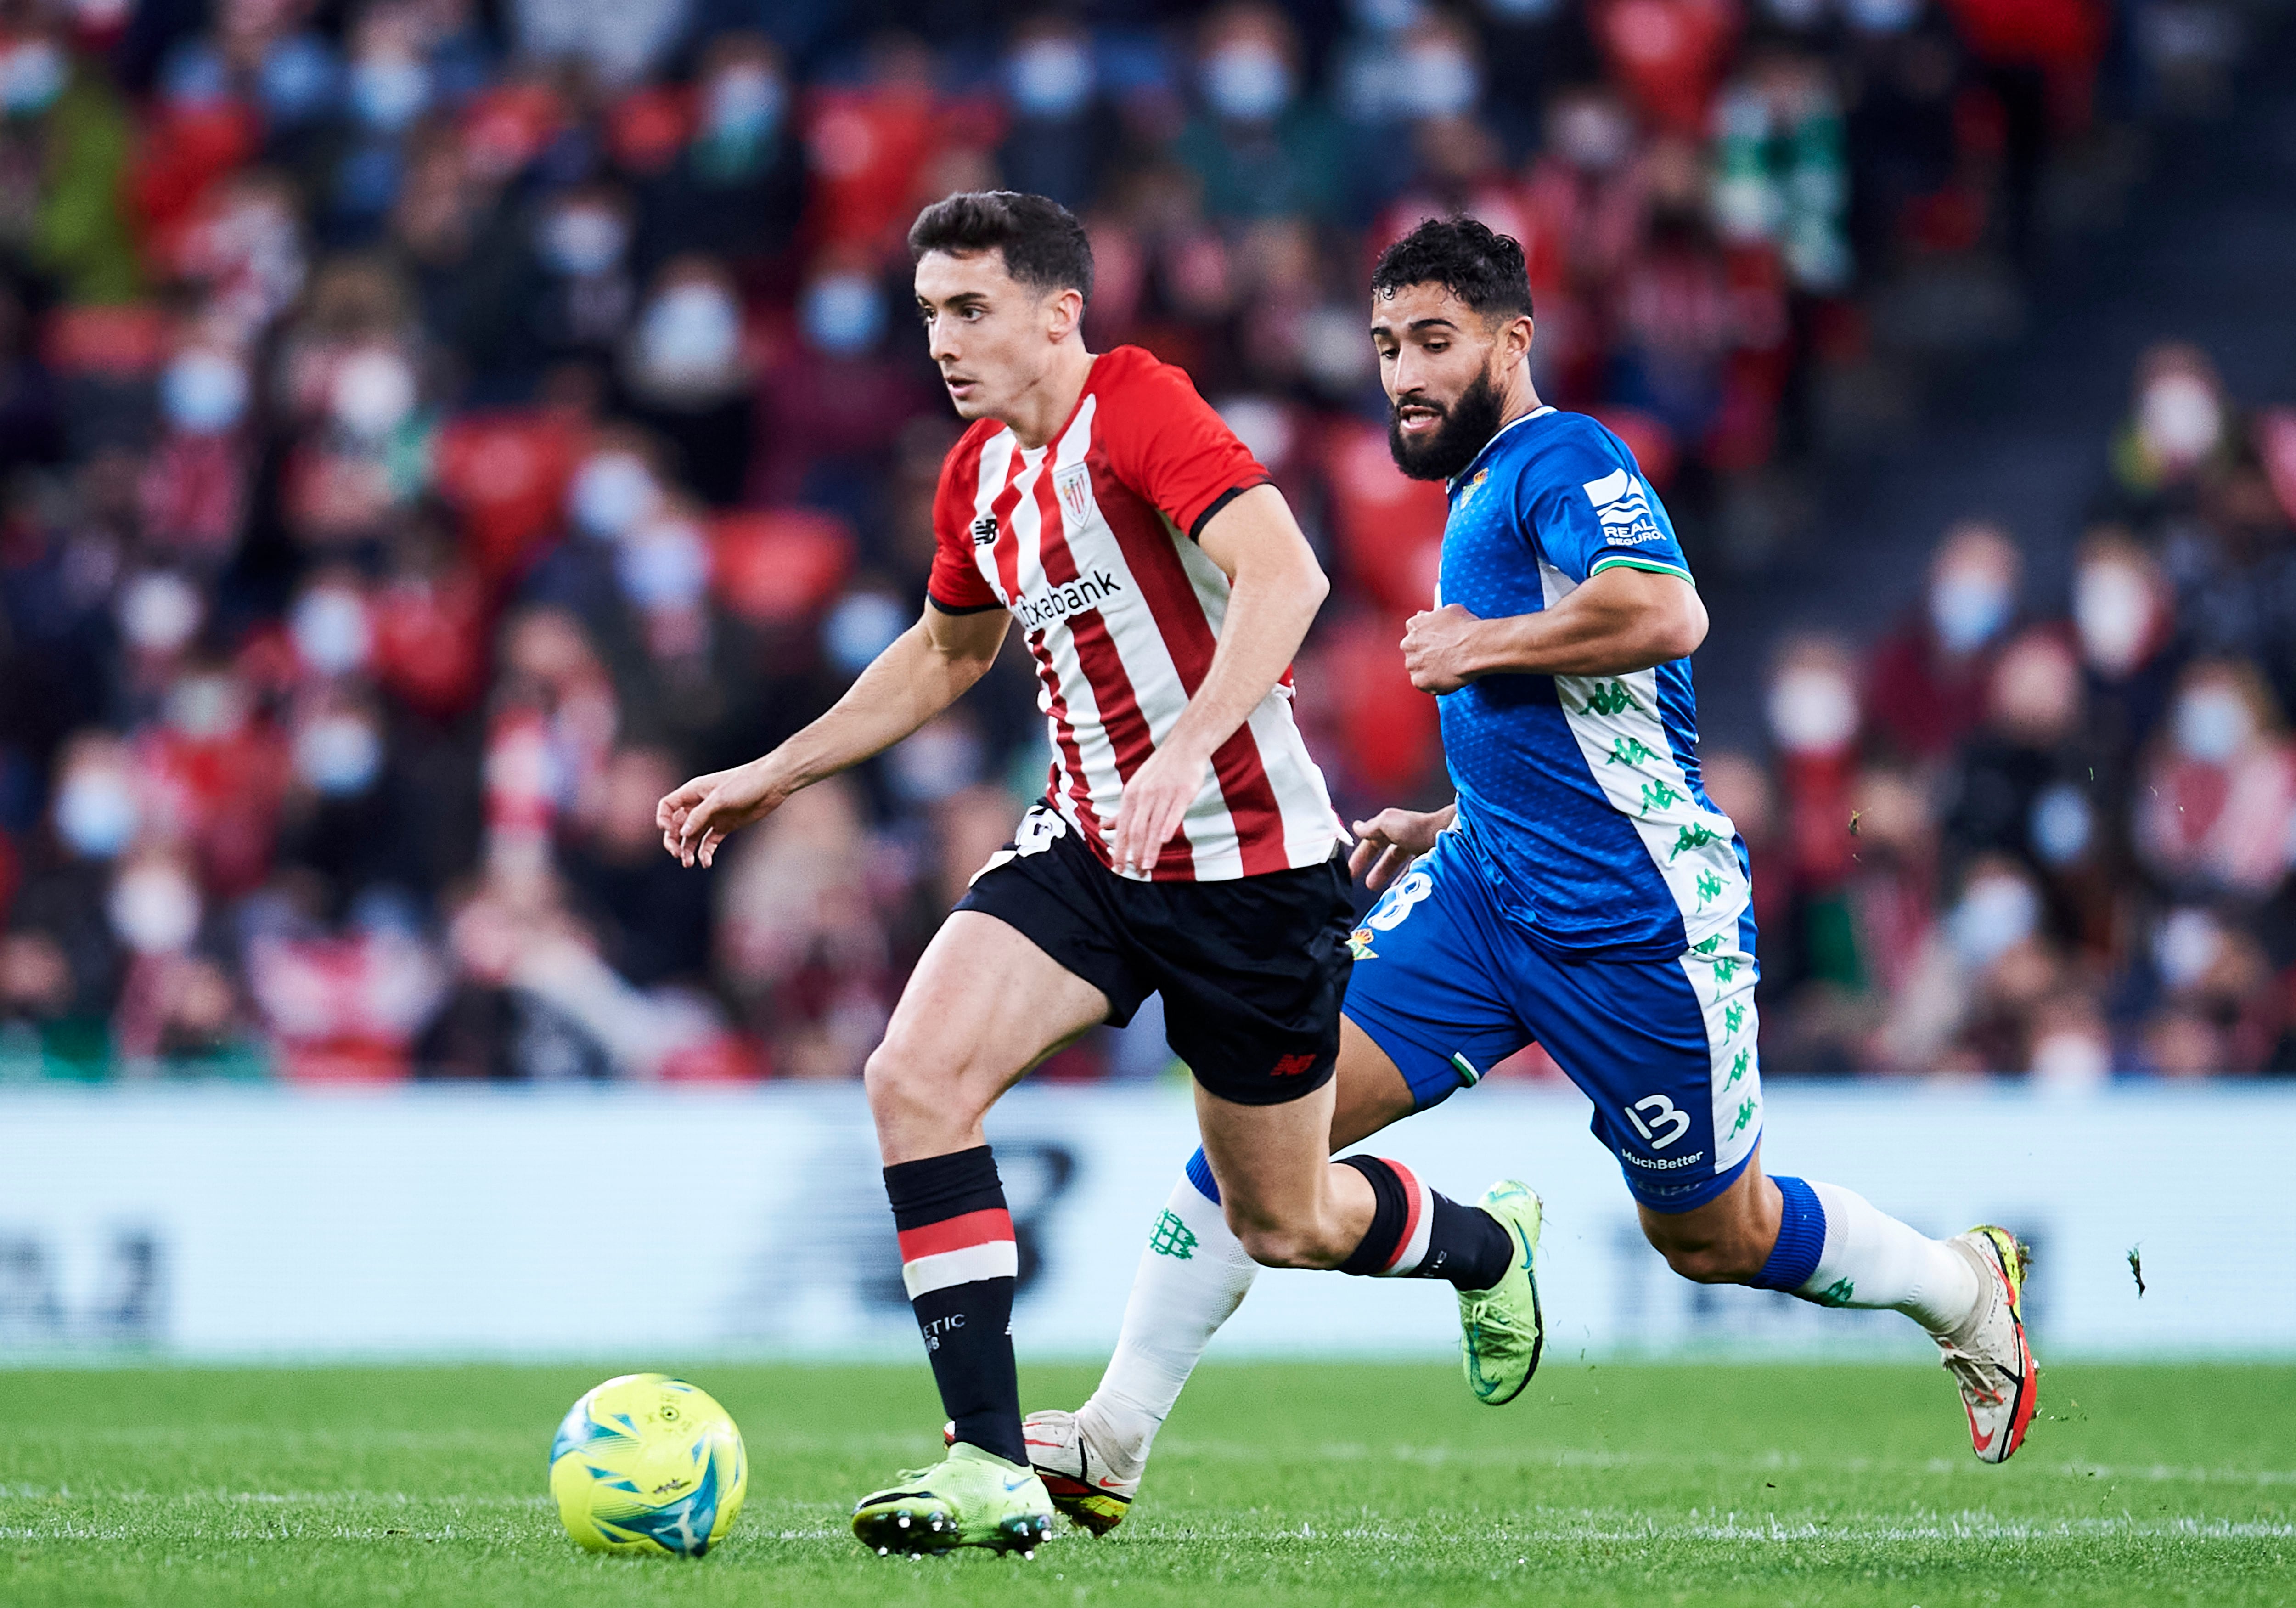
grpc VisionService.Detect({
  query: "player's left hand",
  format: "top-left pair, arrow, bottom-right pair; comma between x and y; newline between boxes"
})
1110,741 -> 1210,876
1401,603 -> 1486,694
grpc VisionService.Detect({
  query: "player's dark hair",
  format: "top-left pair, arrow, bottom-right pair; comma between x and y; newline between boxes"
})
908,190 -> 1094,302
1370,217 -> 1532,322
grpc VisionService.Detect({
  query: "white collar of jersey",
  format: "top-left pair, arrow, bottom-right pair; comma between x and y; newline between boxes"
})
1447,405 -> 1556,493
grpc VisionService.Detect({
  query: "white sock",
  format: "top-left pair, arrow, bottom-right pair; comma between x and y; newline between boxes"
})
1079,1150 -> 1258,1475
1797,1179 -> 1981,1335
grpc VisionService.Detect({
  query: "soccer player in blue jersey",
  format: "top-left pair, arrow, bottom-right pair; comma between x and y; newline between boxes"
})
1019,219 -> 2038,1534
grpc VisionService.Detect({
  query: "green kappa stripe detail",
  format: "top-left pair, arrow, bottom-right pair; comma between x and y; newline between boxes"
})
1449,1053 -> 1483,1088
1588,554 -> 1695,585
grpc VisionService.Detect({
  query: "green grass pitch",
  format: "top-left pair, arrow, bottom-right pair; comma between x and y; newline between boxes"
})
2,1360 -> 2289,1606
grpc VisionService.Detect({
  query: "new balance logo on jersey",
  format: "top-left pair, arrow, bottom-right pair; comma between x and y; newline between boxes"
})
971,513 -> 998,547
1015,569 -> 1125,631
1583,468 -> 1663,546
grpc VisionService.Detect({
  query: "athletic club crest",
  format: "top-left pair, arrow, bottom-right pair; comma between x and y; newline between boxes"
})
1054,463 -> 1094,526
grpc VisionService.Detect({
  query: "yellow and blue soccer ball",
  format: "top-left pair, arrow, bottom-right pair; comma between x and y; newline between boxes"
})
549,1374 -> 747,1557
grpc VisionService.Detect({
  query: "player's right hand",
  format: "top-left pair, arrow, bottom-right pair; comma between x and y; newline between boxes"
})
656,761 -> 784,869
1347,806 -> 1452,891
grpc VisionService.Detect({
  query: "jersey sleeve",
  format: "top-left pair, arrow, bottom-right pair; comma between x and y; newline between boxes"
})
1096,352 -> 1270,538
926,434 -> 1003,614
1527,426 -> 1695,588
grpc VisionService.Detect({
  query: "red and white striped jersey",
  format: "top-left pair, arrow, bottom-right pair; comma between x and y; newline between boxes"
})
928,345 -> 1345,882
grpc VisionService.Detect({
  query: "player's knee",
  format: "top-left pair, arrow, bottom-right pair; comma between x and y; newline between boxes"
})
862,1036 -> 973,1134
1225,1206 -> 1343,1270
1642,1219 -> 1768,1285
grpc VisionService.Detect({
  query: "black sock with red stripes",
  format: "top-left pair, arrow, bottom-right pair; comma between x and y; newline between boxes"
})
884,1145 -> 1027,1467
1335,1156 -> 1515,1291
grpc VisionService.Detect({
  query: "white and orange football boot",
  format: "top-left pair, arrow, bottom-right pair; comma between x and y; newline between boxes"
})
1937,1225 -> 2038,1464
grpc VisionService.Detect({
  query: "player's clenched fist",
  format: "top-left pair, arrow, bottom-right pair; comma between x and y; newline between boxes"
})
1347,804 -> 1455,891
656,760 -> 785,869
1401,603 -> 1486,694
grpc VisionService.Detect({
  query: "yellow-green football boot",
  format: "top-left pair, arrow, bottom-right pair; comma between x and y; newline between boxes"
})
1458,1180 -> 1544,1405
852,1441 -> 1056,1558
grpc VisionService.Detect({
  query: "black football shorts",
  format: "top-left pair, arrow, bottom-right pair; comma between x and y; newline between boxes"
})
953,805 -> 1353,1106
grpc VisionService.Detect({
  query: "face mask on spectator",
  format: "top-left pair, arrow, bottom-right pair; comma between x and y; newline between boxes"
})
541,206 -> 629,277
1351,0 -> 1424,31
570,452 -> 660,540
616,521 -> 709,612
2073,558 -> 2155,677
349,48 -> 432,132
1395,40 -> 1479,120
1204,41 -> 1292,123
2029,783 -> 2093,867
800,273 -> 886,356
2137,373 -> 2222,470
330,348 -> 418,439
118,571 -> 204,655
291,585 -> 374,677
1948,871 -> 2037,968
109,859 -> 203,954
888,719 -> 983,805
295,712 -> 384,796
161,350 -> 249,434
1844,0 -> 1922,33
2173,684 -> 2253,763
55,767 -> 139,859
166,673 -> 247,741
349,50 -> 430,131
633,283 -> 742,388
2153,906 -> 2225,992
1485,0 -> 1563,19
1765,664 -> 1859,756
703,63 -> 784,141
0,39 -> 65,116
261,34 -> 338,123
824,590 -> 910,676
1010,36 -> 1095,120
1554,100 -> 1631,172
1928,568 -> 2012,655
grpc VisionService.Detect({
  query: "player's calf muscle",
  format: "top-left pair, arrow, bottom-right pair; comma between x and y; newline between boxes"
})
1637,1166 -> 1781,1284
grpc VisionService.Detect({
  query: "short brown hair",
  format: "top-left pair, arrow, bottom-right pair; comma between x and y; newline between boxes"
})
908,190 -> 1093,302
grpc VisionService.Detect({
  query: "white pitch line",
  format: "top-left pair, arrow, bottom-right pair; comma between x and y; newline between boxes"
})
1157,1437 -> 2296,1488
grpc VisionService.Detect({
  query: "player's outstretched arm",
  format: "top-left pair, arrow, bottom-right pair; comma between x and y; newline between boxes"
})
657,604 -> 1009,867
1401,565 -> 1706,693
1109,484 -> 1330,873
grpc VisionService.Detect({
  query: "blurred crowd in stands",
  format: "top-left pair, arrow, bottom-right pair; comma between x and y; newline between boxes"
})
1740,356 -> 2296,1081
0,0 -> 2280,1084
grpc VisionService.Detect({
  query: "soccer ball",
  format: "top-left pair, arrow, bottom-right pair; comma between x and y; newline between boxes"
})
549,1373 -> 748,1557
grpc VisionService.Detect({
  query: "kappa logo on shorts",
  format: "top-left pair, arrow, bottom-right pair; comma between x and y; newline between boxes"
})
1269,1052 -> 1318,1078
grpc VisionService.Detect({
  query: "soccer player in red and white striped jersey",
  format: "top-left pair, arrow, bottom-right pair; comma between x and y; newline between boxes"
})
657,192 -> 1519,1556
922,340 -> 1339,880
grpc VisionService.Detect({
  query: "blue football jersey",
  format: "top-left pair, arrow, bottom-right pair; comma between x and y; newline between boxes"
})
1433,407 -> 1751,959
